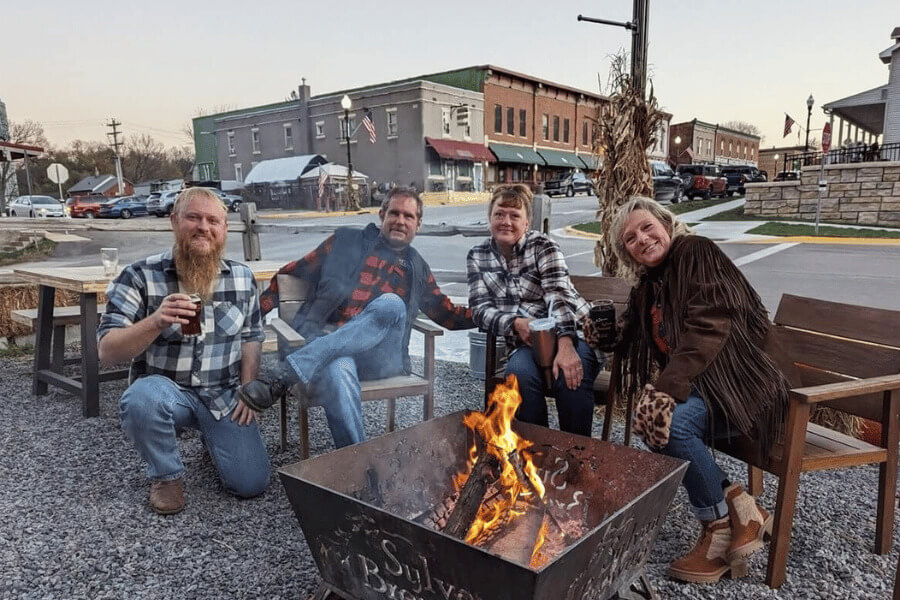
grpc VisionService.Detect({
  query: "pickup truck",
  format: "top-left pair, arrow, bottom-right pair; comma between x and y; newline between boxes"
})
676,164 -> 727,200
721,165 -> 767,196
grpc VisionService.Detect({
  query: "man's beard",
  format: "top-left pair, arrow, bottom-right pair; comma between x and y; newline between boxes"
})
173,234 -> 225,301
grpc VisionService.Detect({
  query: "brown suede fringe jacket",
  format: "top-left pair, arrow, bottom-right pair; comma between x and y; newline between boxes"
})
614,235 -> 790,460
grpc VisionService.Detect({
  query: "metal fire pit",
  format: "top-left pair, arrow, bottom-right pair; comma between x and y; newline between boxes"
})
280,412 -> 687,600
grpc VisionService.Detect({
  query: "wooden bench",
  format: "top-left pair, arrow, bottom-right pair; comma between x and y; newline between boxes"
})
270,274 -> 444,458
483,275 -> 634,443
710,294 -> 900,588
11,304 -> 107,373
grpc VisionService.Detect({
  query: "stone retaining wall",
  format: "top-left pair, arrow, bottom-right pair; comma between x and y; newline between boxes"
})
744,161 -> 900,226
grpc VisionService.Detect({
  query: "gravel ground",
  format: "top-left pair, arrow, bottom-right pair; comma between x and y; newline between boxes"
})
1,352 -> 898,599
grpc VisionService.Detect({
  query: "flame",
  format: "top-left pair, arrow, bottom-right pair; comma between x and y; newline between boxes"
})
457,375 -> 546,545
529,518 -> 550,569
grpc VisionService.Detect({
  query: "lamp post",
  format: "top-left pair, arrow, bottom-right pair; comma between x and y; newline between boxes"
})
673,135 -> 681,165
341,94 -> 359,210
805,94 -> 814,152
774,153 -> 780,177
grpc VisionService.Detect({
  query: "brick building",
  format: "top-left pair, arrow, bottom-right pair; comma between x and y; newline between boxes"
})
668,119 -> 760,167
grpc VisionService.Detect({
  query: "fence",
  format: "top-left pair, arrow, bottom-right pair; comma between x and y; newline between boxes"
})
782,142 -> 900,172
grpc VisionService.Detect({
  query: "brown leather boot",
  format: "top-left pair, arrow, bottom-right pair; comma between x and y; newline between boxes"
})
149,478 -> 185,515
725,483 -> 773,560
668,517 -> 748,583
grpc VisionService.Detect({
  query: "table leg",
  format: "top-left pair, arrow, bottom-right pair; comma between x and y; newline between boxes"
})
32,285 -> 55,396
80,292 -> 100,417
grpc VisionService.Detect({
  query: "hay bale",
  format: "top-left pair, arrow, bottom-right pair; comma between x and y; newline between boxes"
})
0,284 -> 106,339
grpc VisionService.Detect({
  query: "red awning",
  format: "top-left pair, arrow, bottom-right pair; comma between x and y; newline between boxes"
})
425,137 -> 495,162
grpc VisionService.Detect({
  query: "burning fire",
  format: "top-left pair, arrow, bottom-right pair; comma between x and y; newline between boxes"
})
457,376 -> 546,546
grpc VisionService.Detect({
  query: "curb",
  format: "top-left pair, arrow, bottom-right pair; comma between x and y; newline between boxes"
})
260,207 -> 379,220
736,235 -> 900,246
561,225 -> 602,240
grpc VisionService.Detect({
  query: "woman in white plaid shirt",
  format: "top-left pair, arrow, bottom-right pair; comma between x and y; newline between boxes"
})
467,184 -> 601,435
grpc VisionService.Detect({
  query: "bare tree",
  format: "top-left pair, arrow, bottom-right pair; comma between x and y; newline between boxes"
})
123,133 -> 167,183
722,120 -> 763,143
0,120 -> 49,212
181,104 -> 238,144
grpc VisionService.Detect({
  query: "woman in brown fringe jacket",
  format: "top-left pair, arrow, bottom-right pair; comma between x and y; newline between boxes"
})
585,196 -> 790,585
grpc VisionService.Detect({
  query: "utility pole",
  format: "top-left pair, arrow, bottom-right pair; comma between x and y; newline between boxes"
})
106,118 -> 125,195
578,0 -> 650,98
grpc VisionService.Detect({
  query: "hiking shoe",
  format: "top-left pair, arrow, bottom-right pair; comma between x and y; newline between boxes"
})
725,483 -> 773,560
149,478 -> 185,515
668,517 -> 748,583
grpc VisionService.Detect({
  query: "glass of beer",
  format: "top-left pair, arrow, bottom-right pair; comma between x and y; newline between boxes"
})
181,294 -> 203,337
589,299 -> 617,351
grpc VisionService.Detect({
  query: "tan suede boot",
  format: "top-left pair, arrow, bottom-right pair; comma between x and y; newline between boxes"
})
725,483 -> 773,560
668,517 -> 748,583
149,478 -> 185,515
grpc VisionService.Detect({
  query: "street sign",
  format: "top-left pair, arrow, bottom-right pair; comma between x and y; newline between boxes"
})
47,163 -> 69,184
822,122 -> 832,154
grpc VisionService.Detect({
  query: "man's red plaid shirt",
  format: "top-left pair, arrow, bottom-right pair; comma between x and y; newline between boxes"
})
259,235 -> 472,329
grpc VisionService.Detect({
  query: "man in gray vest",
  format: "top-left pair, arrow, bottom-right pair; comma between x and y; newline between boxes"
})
244,186 -> 472,448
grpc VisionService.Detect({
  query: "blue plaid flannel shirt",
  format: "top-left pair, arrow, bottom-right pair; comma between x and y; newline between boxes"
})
467,230 -> 589,349
98,249 -> 265,420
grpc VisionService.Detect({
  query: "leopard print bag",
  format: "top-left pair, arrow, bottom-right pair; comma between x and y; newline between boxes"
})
632,384 -> 676,449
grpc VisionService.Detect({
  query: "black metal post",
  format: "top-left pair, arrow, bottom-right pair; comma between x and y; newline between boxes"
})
805,105 -> 812,152
344,107 -> 354,210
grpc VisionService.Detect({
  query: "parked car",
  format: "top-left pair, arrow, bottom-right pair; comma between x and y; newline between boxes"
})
147,190 -> 181,217
66,196 -> 105,218
773,170 -> 801,182
211,189 -> 243,212
97,195 -> 149,219
676,164 -> 727,200
543,171 -> 594,197
721,165 -> 767,196
650,161 -> 684,204
7,195 -> 67,218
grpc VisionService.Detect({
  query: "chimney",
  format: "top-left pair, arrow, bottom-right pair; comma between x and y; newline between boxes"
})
297,78 -> 311,102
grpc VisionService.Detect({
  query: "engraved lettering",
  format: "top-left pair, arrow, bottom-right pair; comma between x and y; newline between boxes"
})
382,539 -> 404,577
404,564 -> 422,593
566,490 -> 584,512
435,578 -> 455,600
359,554 -> 387,593
549,457 -> 569,490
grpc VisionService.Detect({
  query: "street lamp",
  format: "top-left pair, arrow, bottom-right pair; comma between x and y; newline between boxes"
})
774,153 -> 780,176
805,94 -> 814,151
673,135 -> 681,165
341,94 -> 359,210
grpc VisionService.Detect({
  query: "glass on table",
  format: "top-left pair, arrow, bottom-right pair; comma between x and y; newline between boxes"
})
100,248 -> 119,277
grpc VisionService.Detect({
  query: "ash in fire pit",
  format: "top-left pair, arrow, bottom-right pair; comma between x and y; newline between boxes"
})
280,379 -> 687,600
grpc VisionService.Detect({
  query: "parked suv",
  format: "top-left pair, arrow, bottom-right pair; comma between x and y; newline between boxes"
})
721,165 -> 767,196
676,164 -> 727,200
147,190 -> 181,217
66,195 -> 105,218
650,161 -> 684,204
543,171 -> 594,197
7,195 -> 67,218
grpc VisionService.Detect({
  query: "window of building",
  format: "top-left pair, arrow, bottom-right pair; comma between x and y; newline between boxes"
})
720,139 -> 724,153
283,124 -> 293,150
728,141 -> 733,154
227,131 -> 235,155
458,161 -> 472,178
442,108 -> 451,136
582,121 -> 588,146
542,114 -> 549,140
251,128 -> 260,154
429,159 -> 443,176
519,109 -> 526,137
386,108 -> 398,137
553,116 -> 560,142
494,104 -> 502,133
315,121 -> 325,139
505,107 -> 513,135
563,118 -> 570,144
234,163 -> 243,182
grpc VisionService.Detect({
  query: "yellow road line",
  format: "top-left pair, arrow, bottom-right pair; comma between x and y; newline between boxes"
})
737,235 -> 900,246
562,226 -> 602,240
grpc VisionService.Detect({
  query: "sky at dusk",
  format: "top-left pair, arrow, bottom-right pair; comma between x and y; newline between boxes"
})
3,0 -> 897,151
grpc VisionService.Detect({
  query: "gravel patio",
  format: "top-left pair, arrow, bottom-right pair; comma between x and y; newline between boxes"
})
1,351 -> 897,599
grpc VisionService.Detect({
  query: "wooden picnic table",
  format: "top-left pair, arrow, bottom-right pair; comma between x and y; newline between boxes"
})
14,260 -> 285,417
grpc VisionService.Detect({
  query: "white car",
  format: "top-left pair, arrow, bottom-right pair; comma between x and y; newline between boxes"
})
7,195 -> 68,218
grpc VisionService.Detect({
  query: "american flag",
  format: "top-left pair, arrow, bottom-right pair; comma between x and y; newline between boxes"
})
317,169 -> 328,201
362,109 -> 376,144
685,146 -> 694,159
783,113 -> 796,138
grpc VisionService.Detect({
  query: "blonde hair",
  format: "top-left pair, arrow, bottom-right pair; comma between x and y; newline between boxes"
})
172,187 -> 227,217
608,196 -> 691,279
488,184 -> 533,224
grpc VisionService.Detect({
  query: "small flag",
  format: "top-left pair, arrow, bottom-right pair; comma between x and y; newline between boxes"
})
317,170 -> 328,201
783,113 -> 796,138
362,109 -> 376,144
685,146 -> 694,159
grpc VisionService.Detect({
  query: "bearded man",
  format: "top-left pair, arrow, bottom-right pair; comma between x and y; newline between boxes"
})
98,187 -> 269,515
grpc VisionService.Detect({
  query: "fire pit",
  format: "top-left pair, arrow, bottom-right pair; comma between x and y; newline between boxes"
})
280,401 -> 687,600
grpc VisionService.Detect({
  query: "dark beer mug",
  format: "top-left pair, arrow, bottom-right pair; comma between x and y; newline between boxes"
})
589,299 -> 617,351
181,294 -> 203,337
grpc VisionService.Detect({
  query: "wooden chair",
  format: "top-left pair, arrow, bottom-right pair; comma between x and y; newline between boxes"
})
711,294 -> 900,588
482,275 -> 633,443
269,274 -> 444,458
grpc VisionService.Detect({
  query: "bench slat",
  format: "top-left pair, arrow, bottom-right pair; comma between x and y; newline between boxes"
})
775,293 -> 900,348
360,375 -> 429,401
777,326 -> 900,380
11,304 -> 108,327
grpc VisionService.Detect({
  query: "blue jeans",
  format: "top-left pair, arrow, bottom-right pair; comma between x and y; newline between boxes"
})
284,293 -> 406,449
654,391 -> 729,521
505,338 -> 601,437
119,375 -> 270,497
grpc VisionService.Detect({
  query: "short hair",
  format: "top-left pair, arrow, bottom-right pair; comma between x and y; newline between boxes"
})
381,186 -> 423,219
172,187 -> 226,218
607,196 -> 691,279
488,184 -> 533,224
